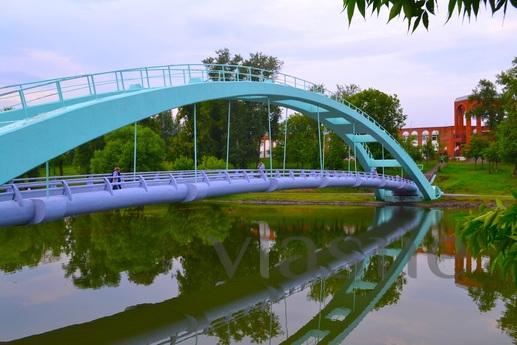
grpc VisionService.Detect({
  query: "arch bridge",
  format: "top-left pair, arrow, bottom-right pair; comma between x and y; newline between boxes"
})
0,64 -> 441,226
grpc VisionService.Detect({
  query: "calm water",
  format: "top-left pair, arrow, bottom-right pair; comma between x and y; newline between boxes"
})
0,204 -> 515,344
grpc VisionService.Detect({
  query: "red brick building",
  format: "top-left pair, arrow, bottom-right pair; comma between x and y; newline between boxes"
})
400,96 -> 489,157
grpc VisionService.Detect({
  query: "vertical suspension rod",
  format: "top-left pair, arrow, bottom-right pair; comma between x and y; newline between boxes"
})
133,122 -> 137,178
194,104 -> 198,181
282,107 -> 288,172
267,98 -> 273,176
317,107 -> 323,172
226,101 -> 231,170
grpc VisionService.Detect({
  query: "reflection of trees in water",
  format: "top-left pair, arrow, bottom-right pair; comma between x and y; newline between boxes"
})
207,305 -> 282,345
306,255 -> 407,311
0,222 -> 67,273
465,268 -> 517,343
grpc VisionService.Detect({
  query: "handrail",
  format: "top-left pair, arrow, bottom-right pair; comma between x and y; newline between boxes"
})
0,63 -> 403,152
0,169 -> 415,201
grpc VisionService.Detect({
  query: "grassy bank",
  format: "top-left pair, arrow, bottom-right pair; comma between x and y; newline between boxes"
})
435,161 -> 516,195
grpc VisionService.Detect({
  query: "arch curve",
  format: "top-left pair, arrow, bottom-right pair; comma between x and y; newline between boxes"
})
0,68 -> 440,200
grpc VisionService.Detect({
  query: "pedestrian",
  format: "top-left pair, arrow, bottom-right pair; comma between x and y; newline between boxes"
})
257,160 -> 266,174
111,166 -> 122,190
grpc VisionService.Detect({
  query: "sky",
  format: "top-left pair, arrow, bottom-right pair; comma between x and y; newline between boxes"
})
0,0 -> 515,127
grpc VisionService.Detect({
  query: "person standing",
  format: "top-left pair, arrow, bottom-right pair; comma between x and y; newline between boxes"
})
257,160 -> 266,174
111,166 -> 122,190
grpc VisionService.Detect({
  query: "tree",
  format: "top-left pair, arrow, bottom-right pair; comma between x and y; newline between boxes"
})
497,114 -> 517,175
469,79 -> 503,129
399,135 -> 422,162
90,126 -> 166,173
483,141 -> 501,174
274,114 -> 320,168
464,134 -> 490,166
73,138 -> 105,174
325,133 -> 348,169
176,49 -> 283,168
421,139 -> 436,162
334,83 -> 361,100
496,58 -> 517,175
140,111 -> 175,142
341,0 -> 516,32
346,88 -> 407,137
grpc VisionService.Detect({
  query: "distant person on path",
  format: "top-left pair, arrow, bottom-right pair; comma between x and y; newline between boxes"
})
111,166 -> 122,190
257,160 -> 266,174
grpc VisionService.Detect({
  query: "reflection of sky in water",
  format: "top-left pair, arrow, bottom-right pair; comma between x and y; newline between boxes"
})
347,254 -> 510,345
0,258 -> 182,340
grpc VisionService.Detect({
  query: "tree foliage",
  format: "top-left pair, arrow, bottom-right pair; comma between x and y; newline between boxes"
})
464,134 -> 490,166
469,79 -> 503,129
346,88 -> 407,137
175,49 -> 283,168
274,114 -> 320,168
341,0 -> 517,32
90,126 -> 166,173
458,195 -> 517,285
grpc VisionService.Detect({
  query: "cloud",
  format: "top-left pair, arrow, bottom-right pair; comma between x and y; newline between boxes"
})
0,0 -> 515,126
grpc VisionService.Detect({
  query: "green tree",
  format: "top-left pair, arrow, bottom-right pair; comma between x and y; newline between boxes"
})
421,139 -> 436,162
399,135 -> 422,162
497,114 -> 517,176
469,79 -> 503,129
325,133 -> 347,169
73,138 -> 105,174
90,126 -> 165,173
496,58 -> 517,175
334,83 -> 361,100
198,155 -> 227,170
175,49 -> 283,168
172,156 -> 194,170
140,110 -> 175,142
483,141 -> 501,174
341,0 -> 516,32
464,134 -> 490,167
275,114 -> 320,168
346,88 -> 407,137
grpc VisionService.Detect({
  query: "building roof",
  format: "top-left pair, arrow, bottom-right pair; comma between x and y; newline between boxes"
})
455,95 -> 470,102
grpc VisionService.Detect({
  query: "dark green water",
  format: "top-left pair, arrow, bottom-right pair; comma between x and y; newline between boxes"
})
0,204 -> 515,344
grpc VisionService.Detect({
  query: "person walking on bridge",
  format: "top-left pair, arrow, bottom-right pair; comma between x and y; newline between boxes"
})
111,166 -> 122,190
257,160 -> 266,174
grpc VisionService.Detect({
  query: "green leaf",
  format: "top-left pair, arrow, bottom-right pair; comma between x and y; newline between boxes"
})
347,0 -> 356,23
402,0 -> 414,18
357,0 -> 366,17
388,1 -> 403,22
423,11 -> 429,29
426,0 -> 435,14
495,0 -> 506,10
412,14 -> 422,32
472,0 -> 480,15
446,0 -> 456,22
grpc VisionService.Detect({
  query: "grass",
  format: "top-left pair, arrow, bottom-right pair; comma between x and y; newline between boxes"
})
212,190 -> 376,203
434,161 -> 516,196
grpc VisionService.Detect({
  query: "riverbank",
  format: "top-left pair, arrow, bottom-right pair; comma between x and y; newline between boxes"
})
208,190 -> 514,209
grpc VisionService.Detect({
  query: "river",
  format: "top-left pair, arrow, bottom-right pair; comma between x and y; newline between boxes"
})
0,203 -> 515,344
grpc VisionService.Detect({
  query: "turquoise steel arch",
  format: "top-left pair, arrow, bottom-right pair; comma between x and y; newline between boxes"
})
0,64 -> 441,200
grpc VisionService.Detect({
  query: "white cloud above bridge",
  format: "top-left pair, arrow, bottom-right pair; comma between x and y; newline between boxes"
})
0,0 -> 515,126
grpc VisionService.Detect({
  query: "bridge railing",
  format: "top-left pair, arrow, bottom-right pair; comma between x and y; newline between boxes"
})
0,64 -> 404,153
0,169 -> 415,202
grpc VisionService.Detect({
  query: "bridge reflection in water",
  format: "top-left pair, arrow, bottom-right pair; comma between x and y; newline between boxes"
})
8,206 -> 441,345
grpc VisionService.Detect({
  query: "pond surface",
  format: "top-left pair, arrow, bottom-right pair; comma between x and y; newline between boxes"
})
0,204 -> 515,344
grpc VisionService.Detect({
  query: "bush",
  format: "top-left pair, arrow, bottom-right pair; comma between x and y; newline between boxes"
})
172,156 -> 194,170
198,156 -> 229,170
